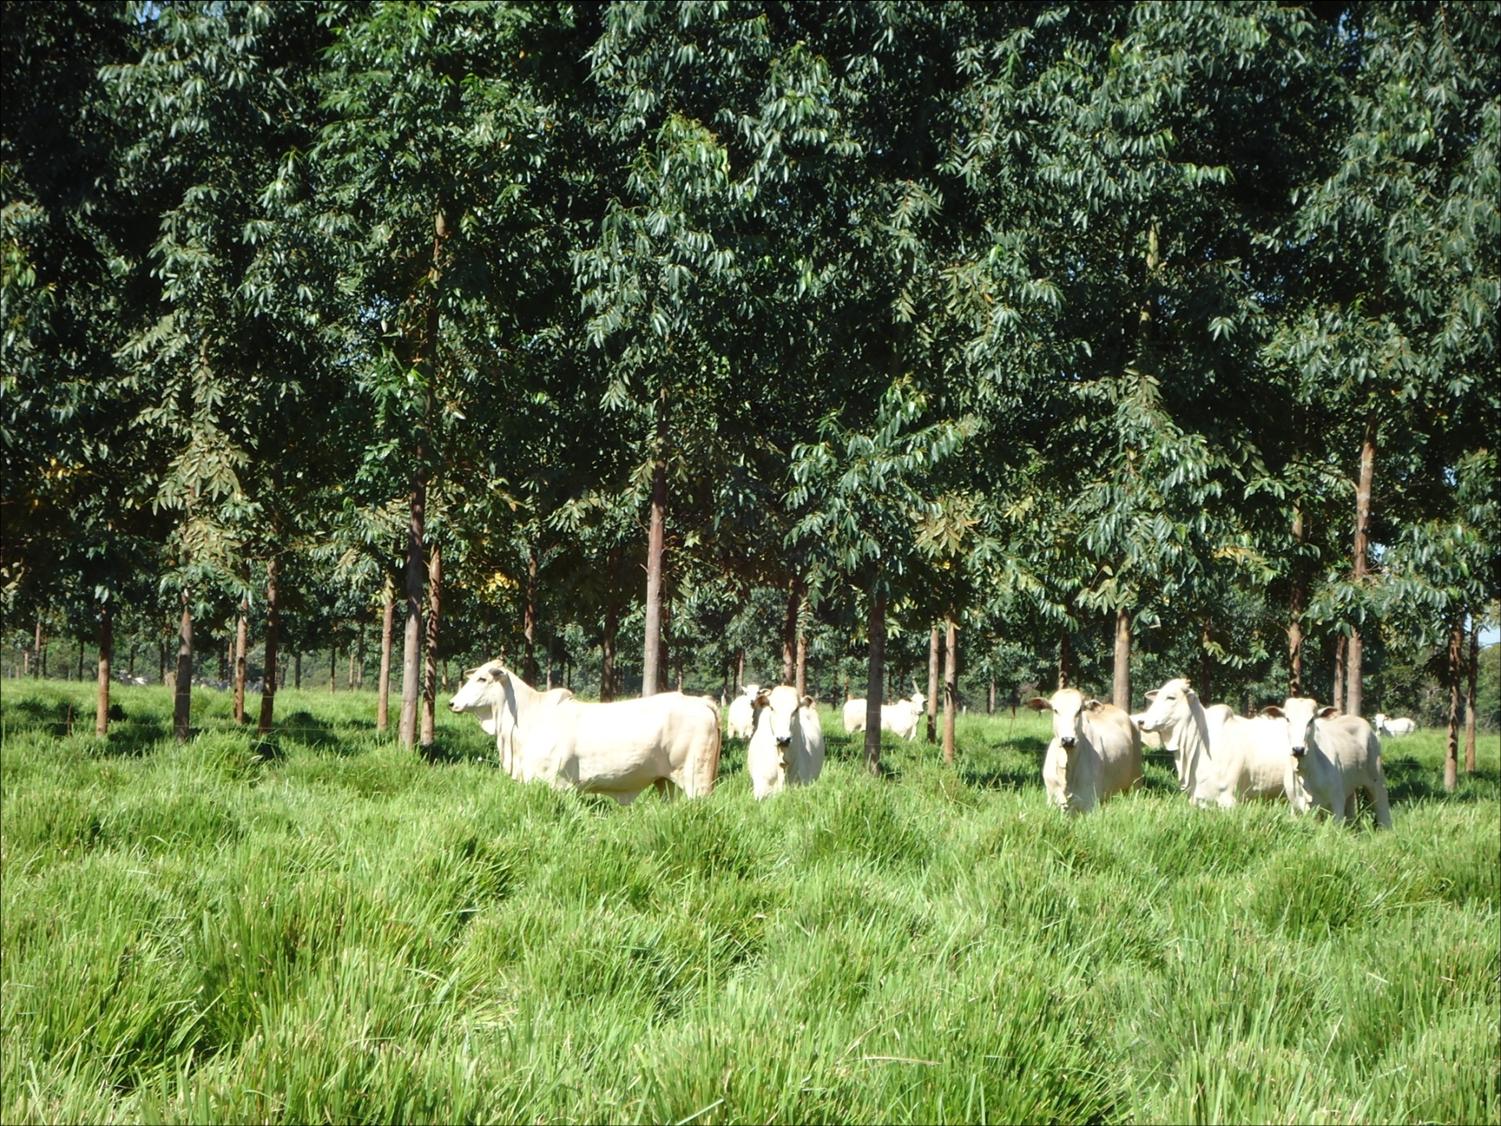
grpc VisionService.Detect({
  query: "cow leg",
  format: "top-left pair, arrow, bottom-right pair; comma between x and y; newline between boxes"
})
1328,787 -> 1347,824
1344,790 -> 1358,822
1369,781 -> 1393,829
653,777 -> 679,803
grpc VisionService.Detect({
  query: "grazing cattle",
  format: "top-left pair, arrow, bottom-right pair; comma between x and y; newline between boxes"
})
1374,713 -> 1417,737
843,691 -> 925,739
449,661 -> 721,804
1264,697 -> 1391,828
1027,689 -> 1142,814
726,684 -> 761,740
1136,678 -> 1284,805
746,685 -> 825,799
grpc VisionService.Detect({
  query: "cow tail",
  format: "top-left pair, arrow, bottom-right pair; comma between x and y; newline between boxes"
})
693,697 -> 723,797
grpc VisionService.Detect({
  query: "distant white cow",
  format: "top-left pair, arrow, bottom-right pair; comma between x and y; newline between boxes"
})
844,690 -> 926,739
1374,713 -> 1417,737
449,661 -> 722,804
1265,697 -> 1392,828
1135,678 -> 1284,805
746,685 -> 825,799
1027,688 -> 1142,814
726,684 -> 761,740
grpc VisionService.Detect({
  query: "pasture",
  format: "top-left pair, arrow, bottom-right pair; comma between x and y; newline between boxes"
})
2,680 -> 1497,1124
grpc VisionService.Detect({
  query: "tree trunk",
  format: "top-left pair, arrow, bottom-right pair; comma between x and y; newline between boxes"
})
233,600 -> 248,723
1197,620 -> 1213,704
988,674 -> 996,715
1288,501 -> 1306,696
221,636 -> 230,682
330,647 -> 337,693
658,598 -> 671,695
864,584 -> 886,774
257,557 -> 280,736
1332,632 -> 1347,712
127,642 -> 136,679
1464,615 -> 1479,775
782,580 -> 800,686
294,651 -> 302,689
32,617 -> 42,678
601,600 -> 618,702
926,625 -> 940,743
399,462 -> 427,748
158,638 -> 166,686
546,634 -> 555,690
1444,616 -> 1462,793
377,577 -> 394,733
735,649 -> 744,694
795,628 -> 808,698
1112,608 -> 1131,711
348,645 -> 356,691
421,542 -> 442,747
1057,629 -> 1072,690
1347,414 -> 1376,718
523,545 -> 539,684
94,599 -> 112,737
77,639 -> 85,681
641,396 -> 669,697
173,593 -> 193,741
942,616 -> 958,765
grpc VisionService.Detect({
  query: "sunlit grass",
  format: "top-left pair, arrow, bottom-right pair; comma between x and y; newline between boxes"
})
2,680 -> 1496,1123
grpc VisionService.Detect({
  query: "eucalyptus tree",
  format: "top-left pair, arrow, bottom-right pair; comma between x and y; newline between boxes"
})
1267,1 -> 1500,717
313,1 -> 562,745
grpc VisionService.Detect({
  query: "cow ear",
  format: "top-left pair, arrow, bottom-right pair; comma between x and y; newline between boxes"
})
1083,698 -> 1102,711
1318,706 -> 1339,719
1144,689 -> 1158,701
801,695 -> 815,709
1260,705 -> 1284,718
1025,697 -> 1049,711
753,689 -> 771,708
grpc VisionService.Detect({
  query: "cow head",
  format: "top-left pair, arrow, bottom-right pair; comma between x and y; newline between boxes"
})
752,685 -> 810,759
1136,678 -> 1195,735
1026,688 -> 1102,751
1260,696 -> 1338,762
1373,712 -> 1387,733
450,660 -> 513,725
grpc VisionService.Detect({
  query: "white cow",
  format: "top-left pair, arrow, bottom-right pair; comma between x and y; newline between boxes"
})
1374,713 -> 1417,737
1129,712 -> 1165,751
1027,688 -> 1142,814
449,661 -> 722,804
844,691 -> 926,739
726,684 -> 761,740
1265,697 -> 1392,827
1135,678 -> 1284,805
746,685 -> 825,799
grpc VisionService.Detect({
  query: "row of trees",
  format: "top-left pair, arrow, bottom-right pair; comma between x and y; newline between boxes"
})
3,2 -> 1496,785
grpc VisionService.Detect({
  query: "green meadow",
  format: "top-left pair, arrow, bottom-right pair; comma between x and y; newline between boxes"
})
2,680 -> 1496,1124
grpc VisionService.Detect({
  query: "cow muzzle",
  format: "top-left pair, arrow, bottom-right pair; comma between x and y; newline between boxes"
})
1060,736 -> 1076,749
1290,746 -> 1306,758
776,736 -> 792,748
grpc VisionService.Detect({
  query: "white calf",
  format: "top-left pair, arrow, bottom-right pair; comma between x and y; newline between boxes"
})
1027,689 -> 1142,814
1265,697 -> 1392,828
746,685 -> 824,799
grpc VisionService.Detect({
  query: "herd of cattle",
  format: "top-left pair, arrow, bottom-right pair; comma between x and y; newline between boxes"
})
448,661 -> 1417,826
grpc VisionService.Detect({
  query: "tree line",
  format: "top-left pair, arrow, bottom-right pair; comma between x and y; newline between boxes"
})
2,1 -> 1496,786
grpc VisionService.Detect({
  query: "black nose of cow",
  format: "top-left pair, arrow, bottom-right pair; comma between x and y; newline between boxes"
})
1291,746 -> 1305,757
777,736 -> 792,747
1060,736 -> 1076,748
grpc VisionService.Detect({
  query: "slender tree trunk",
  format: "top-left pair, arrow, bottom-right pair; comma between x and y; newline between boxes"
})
421,542 -> 442,747
1444,616 -> 1463,792
32,617 -> 42,678
329,648 -> 337,693
782,580 -> 800,686
546,635 -> 555,691
1288,501 -> 1306,696
601,600 -> 618,702
1464,615 -> 1479,775
348,646 -> 356,691
77,639 -> 84,681
1347,414 -> 1376,717
735,649 -> 744,694
1058,629 -> 1072,690
523,545 -> 539,684
1332,633 -> 1347,712
257,557 -> 280,736
173,593 -> 193,741
943,616 -> 958,765
233,600 -> 248,723
658,598 -> 671,695
1197,620 -> 1213,703
94,599 -> 112,737
356,626 -> 366,689
377,577 -> 394,733
641,396 -> 669,697
158,638 -> 166,686
988,674 -> 996,715
294,651 -> 302,689
221,637 -> 230,682
127,642 -> 136,679
926,625 -> 940,743
399,462 -> 427,748
864,585 -> 886,774
1112,608 -> 1131,711
795,629 -> 807,698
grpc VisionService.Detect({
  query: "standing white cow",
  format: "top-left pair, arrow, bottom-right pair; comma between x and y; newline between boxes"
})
1264,697 -> 1392,827
844,690 -> 926,739
1135,678 -> 1284,805
1374,713 -> 1417,737
726,684 -> 761,740
1027,689 -> 1142,814
745,685 -> 825,799
449,661 -> 722,804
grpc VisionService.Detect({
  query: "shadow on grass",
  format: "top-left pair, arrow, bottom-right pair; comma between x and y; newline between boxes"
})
1382,754 -> 1496,805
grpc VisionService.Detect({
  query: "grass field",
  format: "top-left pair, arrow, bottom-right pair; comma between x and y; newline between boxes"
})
2,679 -> 1497,1124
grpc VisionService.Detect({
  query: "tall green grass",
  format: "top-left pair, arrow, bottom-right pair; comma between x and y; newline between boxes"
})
3,680 -> 1496,1123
